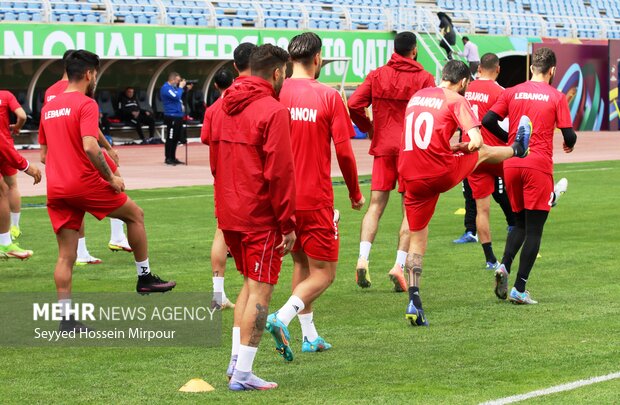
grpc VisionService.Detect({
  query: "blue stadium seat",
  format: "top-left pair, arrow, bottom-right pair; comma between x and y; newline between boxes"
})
137,15 -> 149,24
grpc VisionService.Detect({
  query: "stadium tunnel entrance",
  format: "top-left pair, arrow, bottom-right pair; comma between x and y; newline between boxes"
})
497,53 -> 528,88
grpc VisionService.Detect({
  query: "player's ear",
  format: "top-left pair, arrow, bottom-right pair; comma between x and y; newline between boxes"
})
550,66 -> 556,77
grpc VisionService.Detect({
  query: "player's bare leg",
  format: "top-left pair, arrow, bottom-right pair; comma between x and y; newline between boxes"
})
357,190 -> 390,288
389,199 -> 410,292
108,198 -> 176,294
75,219 -> 102,265
229,278 -> 278,391
475,196 -> 499,269
108,168 -> 131,253
476,144 -> 516,166
405,227 -> 429,326
0,178 -> 32,260
212,228 -> 234,309
4,174 -> 22,239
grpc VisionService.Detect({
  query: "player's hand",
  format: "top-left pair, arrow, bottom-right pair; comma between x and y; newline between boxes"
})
563,142 -> 574,153
179,79 -> 187,88
351,196 -> 365,210
109,175 -> 125,193
107,148 -> 120,166
451,142 -> 470,153
467,138 -> 482,151
276,231 -> 296,256
25,164 -> 41,185
9,124 -> 20,136
366,126 -> 374,140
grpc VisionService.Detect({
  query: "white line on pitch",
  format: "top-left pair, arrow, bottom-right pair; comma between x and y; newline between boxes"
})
480,371 -> 620,405
554,167 -> 612,173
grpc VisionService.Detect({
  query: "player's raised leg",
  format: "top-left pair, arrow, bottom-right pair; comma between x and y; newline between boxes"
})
211,227 -> 234,309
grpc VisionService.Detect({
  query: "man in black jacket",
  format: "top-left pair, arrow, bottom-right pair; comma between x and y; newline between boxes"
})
118,87 -> 155,142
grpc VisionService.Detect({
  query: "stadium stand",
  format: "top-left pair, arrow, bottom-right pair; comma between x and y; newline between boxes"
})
1,0 -> 619,39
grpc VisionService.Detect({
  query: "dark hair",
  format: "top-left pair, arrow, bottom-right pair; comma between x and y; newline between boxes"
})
250,44 -> 290,80
462,36 -> 469,42
441,60 -> 470,84
531,47 -> 556,74
65,50 -> 100,82
168,71 -> 180,81
234,42 -> 257,72
288,32 -> 322,65
214,68 -> 234,90
62,49 -> 75,61
394,31 -> 417,56
480,52 -> 499,70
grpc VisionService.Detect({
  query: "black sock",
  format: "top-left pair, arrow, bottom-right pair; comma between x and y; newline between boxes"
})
408,286 -> 423,309
501,211 -> 526,273
514,210 -> 548,292
482,242 -> 497,263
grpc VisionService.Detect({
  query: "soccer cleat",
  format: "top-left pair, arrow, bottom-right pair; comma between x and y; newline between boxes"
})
355,258 -> 371,288
108,240 -> 133,252
514,115 -> 532,158
494,264 -> 509,300
265,312 -> 293,362
59,316 -> 92,333
508,287 -> 538,305
453,231 -> 478,244
302,336 -> 332,353
10,225 -> 21,240
229,371 -> 278,391
226,355 -> 237,381
485,261 -> 500,271
136,273 -> 176,294
405,300 -> 428,327
75,255 -> 103,266
551,178 -> 568,207
388,265 -> 408,292
0,243 -> 33,260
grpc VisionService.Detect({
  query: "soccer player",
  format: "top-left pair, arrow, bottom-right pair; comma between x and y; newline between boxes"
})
266,33 -> 364,360
39,50 -> 176,332
348,31 -> 435,291
483,47 -> 576,304
201,43 -> 255,310
463,53 -> 513,269
0,89 -> 27,240
0,108 -> 41,258
399,60 -> 530,326
205,44 -> 296,391
45,50 -> 131,264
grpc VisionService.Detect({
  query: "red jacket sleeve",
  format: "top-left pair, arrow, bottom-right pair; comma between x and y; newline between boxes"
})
347,73 -> 373,133
263,108 -> 296,235
200,106 -> 212,145
0,135 -> 28,171
334,140 -> 362,203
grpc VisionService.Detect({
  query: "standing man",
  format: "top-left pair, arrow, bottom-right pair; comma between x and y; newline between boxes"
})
0,89 -> 27,240
205,44 -> 295,391
463,53 -> 513,269
0,100 -> 41,258
267,33 -> 364,361
438,12 -> 456,60
483,47 -> 576,304
348,31 -> 435,291
399,60 -> 530,326
118,87 -> 155,143
459,37 -> 480,78
201,43 -> 256,311
160,72 -> 185,166
39,50 -> 176,332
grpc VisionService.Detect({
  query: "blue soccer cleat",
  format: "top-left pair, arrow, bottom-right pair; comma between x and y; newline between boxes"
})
514,115 -> 532,158
508,287 -> 538,305
453,231 -> 478,244
485,261 -> 500,271
228,370 -> 278,391
265,312 -> 294,362
405,300 -> 429,327
302,336 -> 332,353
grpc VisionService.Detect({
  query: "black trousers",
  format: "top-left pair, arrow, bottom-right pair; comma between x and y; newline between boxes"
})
124,112 -> 155,140
463,177 -> 516,234
439,38 -> 453,59
164,116 -> 183,161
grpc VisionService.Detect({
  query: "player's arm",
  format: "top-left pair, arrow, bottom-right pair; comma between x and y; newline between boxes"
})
454,98 -> 483,151
481,110 -> 509,142
347,75 -> 373,133
0,133 -> 40,184
10,107 -> 27,135
200,107 -> 212,145
263,109 -> 296,253
557,94 -> 576,153
97,128 -> 119,166
560,127 -> 577,152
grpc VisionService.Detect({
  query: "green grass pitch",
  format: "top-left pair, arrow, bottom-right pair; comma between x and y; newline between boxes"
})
1,160 -> 619,404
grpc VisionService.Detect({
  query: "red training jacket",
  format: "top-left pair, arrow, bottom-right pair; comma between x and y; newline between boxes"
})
204,76 -> 296,235
348,53 -> 435,156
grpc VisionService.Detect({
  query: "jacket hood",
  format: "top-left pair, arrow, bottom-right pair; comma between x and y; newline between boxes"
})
387,53 -> 426,73
222,76 -> 275,115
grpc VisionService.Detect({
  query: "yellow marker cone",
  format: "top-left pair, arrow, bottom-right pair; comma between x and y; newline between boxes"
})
179,378 -> 215,393
454,208 -> 466,215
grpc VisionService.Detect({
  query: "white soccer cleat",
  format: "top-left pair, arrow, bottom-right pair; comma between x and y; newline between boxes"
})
552,178 -> 568,207
108,239 -> 133,252
75,255 -> 103,266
